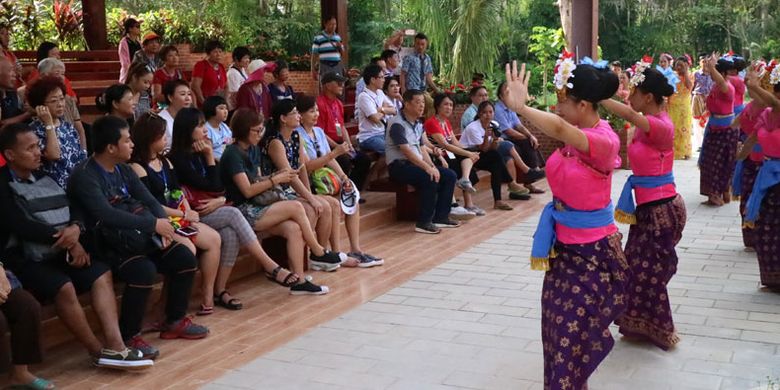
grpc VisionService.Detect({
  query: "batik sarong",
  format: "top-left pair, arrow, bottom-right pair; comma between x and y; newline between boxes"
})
739,159 -> 761,248
755,183 -> 780,287
614,195 -> 686,351
541,233 -> 629,390
700,127 -> 739,197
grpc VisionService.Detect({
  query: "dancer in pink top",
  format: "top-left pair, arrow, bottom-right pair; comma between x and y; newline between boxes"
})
505,56 -> 629,390
602,66 -> 686,350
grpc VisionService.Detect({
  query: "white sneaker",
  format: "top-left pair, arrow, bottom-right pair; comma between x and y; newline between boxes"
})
449,206 -> 476,221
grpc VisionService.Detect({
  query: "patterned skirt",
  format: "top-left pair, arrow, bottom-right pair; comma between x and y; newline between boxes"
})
739,159 -> 761,248
542,233 -> 630,390
700,127 -> 739,197
755,183 -> 780,287
615,195 -> 686,351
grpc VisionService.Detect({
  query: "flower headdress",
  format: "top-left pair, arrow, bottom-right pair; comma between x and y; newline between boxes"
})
768,60 -> 780,86
553,48 -> 576,99
629,55 -> 653,89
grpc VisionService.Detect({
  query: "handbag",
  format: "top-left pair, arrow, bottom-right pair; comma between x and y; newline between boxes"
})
95,195 -> 163,257
310,167 -> 342,196
250,173 -> 297,206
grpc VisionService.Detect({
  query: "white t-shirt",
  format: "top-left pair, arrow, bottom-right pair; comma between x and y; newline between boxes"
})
460,120 -> 491,149
226,66 -> 247,110
356,88 -> 388,142
159,108 -> 175,150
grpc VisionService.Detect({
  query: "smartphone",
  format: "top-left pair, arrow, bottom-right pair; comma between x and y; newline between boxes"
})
176,226 -> 199,237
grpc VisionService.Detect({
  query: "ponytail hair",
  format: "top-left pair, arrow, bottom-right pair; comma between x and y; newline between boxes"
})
96,84 -> 132,114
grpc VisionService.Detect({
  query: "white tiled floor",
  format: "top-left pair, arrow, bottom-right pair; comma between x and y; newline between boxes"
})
206,159 -> 780,390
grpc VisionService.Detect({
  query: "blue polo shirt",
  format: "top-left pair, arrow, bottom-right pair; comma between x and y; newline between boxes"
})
493,100 -> 522,135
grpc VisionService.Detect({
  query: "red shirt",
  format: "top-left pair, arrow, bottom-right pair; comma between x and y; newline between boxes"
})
192,60 -> 227,105
423,116 -> 454,142
153,67 -> 185,87
316,94 -> 345,142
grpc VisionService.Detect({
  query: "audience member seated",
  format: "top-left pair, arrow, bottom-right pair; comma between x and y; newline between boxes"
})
494,82 -> 546,193
460,101 -> 533,202
268,60 -> 296,102
220,108 -> 341,288
27,42 -> 76,97
0,57 -> 30,127
129,112 -> 223,316
424,93 -> 487,216
118,18 -> 142,83
355,57 -> 387,97
34,58 -> 86,147
0,123 -> 154,370
357,65 -> 396,155
202,96 -> 233,160
132,32 -> 162,73
152,45 -> 186,105
68,116 -> 209,359
168,109 -> 306,298
124,62 -> 154,119
96,84 -> 137,124
0,268 -> 51,389
235,59 -> 272,118
192,40 -> 227,107
296,96 -> 383,267
461,85 -> 489,132
387,90 -> 459,234
262,100 -> 351,263
226,46 -> 250,112
159,79 -> 194,148
316,72 -> 371,191
383,76 -> 403,122
27,76 -> 87,189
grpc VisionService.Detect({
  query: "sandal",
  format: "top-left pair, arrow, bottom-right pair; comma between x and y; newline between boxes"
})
265,266 -> 300,287
494,202 -> 513,211
8,377 -> 56,390
196,304 -> 214,316
214,290 -> 243,310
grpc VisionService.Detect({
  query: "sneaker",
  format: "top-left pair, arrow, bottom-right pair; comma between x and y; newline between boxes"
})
349,252 -> 384,268
509,185 -> 531,195
509,191 -> 532,201
290,276 -> 330,295
415,222 -> 441,234
159,317 -> 209,340
449,206 -> 476,221
124,335 -> 160,360
433,219 -> 462,228
456,178 -> 477,193
309,249 -> 344,271
465,206 -> 486,216
524,168 -> 546,184
95,347 -> 154,371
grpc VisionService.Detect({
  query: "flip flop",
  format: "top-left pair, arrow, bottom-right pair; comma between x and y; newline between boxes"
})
196,304 -> 214,316
8,377 -> 56,390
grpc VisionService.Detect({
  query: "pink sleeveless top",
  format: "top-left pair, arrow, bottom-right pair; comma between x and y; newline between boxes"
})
628,112 -> 677,205
729,76 -> 746,108
757,109 -> 780,158
706,82 -> 735,124
740,102 -> 765,162
546,119 -> 620,244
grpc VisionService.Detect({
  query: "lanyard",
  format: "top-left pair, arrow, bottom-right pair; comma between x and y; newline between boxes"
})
91,159 -> 129,197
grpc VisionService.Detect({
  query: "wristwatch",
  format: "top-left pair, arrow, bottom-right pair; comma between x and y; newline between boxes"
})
45,125 -> 55,131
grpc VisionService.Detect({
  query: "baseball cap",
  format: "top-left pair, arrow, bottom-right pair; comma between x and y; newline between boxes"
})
321,72 -> 346,84
142,32 -> 161,45
340,180 -> 360,215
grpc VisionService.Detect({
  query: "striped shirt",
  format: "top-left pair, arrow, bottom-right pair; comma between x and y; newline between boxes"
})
311,31 -> 342,62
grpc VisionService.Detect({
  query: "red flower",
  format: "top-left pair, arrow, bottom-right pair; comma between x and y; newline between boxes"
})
641,54 -> 653,64
457,83 -> 466,90
549,105 -> 556,111
623,123 -> 631,130
561,48 -> 574,59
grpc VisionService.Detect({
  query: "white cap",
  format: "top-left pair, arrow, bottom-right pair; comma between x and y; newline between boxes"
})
340,180 -> 360,215
247,59 -> 267,74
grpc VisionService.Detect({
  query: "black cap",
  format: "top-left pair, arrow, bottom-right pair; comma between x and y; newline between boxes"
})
321,72 -> 346,84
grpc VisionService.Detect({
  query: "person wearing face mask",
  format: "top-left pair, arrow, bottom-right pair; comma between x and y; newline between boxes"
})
602,65 -> 685,351
503,55 -> 629,390
192,41 -> 228,107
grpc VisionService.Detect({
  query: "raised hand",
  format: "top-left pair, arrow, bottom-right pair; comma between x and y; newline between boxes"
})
503,61 -> 532,113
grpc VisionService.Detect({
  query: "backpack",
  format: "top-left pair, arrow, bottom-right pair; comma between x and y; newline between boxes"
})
9,176 -> 70,262
310,167 -> 341,196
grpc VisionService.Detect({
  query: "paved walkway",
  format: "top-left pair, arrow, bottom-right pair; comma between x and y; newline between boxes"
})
205,159 -> 780,390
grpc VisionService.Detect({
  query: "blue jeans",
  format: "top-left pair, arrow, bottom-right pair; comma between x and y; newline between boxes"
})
389,161 -> 456,225
359,135 -> 386,155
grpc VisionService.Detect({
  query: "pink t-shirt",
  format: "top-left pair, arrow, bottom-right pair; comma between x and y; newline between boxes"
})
628,112 -> 677,205
729,76 -> 746,108
740,102 -> 765,162
706,82 -> 736,119
546,120 -> 620,244
757,109 -> 780,158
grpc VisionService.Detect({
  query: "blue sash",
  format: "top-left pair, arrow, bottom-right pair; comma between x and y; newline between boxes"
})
732,144 -> 763,197
530,200 -> 615,271
744,159 -> 780,227
615,173 -> 675,224
734,104 -> 746,117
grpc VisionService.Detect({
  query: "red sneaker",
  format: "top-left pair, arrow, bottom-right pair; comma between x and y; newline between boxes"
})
159,317 -> 209,340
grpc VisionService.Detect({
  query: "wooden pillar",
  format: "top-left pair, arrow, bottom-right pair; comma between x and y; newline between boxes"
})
82,0 -> 109,49
320,0 -> 349,66
563,0 -> 599,60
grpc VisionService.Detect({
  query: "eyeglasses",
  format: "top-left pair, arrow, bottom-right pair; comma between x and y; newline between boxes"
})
250,126 -> 265,134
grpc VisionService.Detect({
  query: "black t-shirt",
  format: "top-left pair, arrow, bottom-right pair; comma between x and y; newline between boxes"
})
219,143 -> 260,205
138,159 -> 181,206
